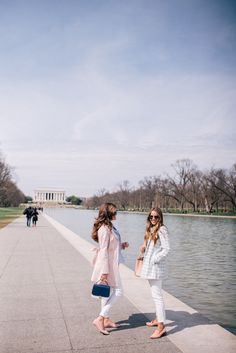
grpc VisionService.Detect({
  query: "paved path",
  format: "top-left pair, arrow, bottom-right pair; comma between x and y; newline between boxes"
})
0,215 -> 235,353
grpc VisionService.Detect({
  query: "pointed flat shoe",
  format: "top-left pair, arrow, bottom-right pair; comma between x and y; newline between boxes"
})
150,328 -> 166,339
146,319 -> 158,327
105,322 -> 120,328
104,319 -> 120,328
93,319 -> 110,335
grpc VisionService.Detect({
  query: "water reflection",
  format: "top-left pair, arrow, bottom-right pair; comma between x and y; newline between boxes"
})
45,208 -> 236,333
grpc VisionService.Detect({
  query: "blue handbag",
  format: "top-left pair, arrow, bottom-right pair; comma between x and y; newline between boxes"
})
92,281 -> 110,298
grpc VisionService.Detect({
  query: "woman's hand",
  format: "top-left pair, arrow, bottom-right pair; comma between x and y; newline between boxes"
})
121,242 -> 129,250
100,274 -> 108,282
140,244 -> 146,253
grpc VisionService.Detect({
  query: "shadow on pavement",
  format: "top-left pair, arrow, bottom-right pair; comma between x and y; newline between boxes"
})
111,309 -> 215,335
112,313 -> 147,331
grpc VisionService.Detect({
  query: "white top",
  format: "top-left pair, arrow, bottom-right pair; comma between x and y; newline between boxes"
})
140,225 -> 170,279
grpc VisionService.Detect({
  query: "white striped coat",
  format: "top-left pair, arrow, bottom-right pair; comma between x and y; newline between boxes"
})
140,225 -> 170,279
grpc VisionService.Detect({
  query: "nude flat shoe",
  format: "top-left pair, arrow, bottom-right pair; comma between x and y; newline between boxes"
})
150,327 -> 166,339
104,319 -> 120,328
146,319 -> 158,327
93,318 -> 110,335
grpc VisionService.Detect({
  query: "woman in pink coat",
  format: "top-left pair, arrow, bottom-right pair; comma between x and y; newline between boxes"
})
91,203 -> 129,335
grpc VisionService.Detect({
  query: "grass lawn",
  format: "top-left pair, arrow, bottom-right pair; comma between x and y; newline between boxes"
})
0,207 -> 23,229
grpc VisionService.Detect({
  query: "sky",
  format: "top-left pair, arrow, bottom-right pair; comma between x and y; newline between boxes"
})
0,0 -> 236,198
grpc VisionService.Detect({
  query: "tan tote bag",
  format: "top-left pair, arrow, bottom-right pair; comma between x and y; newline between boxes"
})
134,254 -> 144,277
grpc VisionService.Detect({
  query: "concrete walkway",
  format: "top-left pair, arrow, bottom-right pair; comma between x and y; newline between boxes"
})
0,215 -> 235,353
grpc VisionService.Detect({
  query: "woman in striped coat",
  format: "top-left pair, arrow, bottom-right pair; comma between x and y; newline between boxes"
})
140,207 -> 170,339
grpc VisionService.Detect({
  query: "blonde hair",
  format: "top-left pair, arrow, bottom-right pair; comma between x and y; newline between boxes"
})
91,203 -> 117,242
144,207 -> 164,245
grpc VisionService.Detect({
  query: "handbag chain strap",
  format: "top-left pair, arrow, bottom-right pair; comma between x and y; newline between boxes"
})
97,279 -> 109,285
99,228 -> 111,284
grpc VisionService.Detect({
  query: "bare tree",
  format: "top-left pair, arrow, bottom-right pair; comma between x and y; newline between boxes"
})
183,169 -> 202,212
87,160 -> 236,213
167,159 -> 197,210
138,176 -> 160,209
0,155 -> 12,206
201,173 -> 221,213
0,156 -> 11,187
207,165 -> 236,209
159,177 -> 183,210
0,151 -> 25,207
4,180 -> 25,207
116,180 -> 132,210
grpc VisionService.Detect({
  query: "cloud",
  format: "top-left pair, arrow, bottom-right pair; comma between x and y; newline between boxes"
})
69,70 -> 236,150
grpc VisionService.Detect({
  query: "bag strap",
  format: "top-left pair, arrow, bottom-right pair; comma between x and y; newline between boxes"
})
97,279 -> 109,285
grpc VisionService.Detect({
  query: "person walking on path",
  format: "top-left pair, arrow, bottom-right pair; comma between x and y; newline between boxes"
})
91,203 -> 129,335
139,207 -> 170,339
23,206 -> 34,227
32,207 -> 39,227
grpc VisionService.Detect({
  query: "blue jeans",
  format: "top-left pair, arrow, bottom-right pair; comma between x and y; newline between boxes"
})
26,217 -> 31,227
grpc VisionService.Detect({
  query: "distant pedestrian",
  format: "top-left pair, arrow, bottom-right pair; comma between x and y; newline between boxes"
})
91,203 -> 129,335
23,206 -> 34,227
32,208 -> 39,226
139,207 -> 170,339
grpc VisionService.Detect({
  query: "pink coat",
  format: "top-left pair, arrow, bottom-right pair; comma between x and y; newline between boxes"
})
91,225 -> 121,287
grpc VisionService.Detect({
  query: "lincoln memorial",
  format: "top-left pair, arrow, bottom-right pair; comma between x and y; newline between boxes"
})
34,188 -> 66,203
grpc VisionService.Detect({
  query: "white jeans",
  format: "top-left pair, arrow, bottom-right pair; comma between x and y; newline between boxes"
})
99,286 -> 123,317
148,279 -> 166,323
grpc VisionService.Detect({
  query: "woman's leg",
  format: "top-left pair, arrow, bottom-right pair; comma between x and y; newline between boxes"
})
148,278 -> 165,323
93,287 -> 122,335
99,286 -> 123,318
148,279 -> 166,339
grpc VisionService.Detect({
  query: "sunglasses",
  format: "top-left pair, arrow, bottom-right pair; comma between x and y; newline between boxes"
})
149,215 -> 159,220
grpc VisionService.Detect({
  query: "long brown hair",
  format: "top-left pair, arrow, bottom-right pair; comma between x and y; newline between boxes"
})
91,203 -> 117,242
144,207 -> 164,245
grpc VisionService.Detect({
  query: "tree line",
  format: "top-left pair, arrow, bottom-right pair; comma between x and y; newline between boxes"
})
0,152 -> 25,207
66,195 -> 83,205
84,159 -> 236,214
